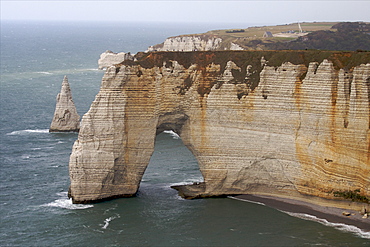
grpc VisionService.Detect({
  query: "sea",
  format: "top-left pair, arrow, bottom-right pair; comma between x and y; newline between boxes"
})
0,20 -> 369,246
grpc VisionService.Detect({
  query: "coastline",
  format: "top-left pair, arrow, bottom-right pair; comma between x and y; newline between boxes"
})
232,194 -> 370,235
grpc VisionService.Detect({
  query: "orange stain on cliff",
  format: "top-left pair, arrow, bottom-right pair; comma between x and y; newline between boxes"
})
199,95 -> 207,148
197,63 -> 219,97
368,131 -> 370,163
330,71 -> 339,144
294,64 -> 307,111
294,81 -> 302,110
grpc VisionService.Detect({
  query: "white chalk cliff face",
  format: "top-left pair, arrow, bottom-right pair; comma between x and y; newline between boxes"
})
98,50 -> 134,70
147,35 -> 246,52
148,36 -> 223,51
229,42 -> 244,50
50,76 -> 80,132
68,51 -> 370,204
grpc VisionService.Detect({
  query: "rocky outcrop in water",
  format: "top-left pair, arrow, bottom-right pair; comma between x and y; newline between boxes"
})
68,51 -> 370,204
50,76 -> 80,132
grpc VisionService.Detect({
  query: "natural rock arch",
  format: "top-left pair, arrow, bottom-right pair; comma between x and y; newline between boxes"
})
69,51 -> 370,204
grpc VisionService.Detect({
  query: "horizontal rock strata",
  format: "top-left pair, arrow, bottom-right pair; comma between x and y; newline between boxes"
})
69,50 -> 370,204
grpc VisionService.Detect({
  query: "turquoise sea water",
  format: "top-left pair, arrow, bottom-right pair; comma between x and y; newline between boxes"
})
0,21 -> 369,246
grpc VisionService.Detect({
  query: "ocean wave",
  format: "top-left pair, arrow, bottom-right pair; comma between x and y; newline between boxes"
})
6,129 -> 49,135
163,130 -> 180,139
42,192 -> 93,210
285,212 -> 370,240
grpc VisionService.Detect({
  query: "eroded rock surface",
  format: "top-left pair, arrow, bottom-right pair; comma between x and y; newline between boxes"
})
69,51 -> 370,204
50,76 -> 80,132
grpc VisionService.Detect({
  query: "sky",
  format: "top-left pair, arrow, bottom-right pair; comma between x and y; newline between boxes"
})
1,0 -> 369,25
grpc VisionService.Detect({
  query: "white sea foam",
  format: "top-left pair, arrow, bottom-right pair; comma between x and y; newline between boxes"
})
285,212 -> 370,240
101,214 -> 120,229
7,129 -> 49,135
163,130 -> 180,139
102,217 -> 113,229
35,71 -> 53,75
42,192 -> 93,210
21,154 -> 30,159
170,177 -> 204,187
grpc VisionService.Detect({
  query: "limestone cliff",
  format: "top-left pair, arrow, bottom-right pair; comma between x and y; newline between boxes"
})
98,50 -> 134,70
147,36 -> 247,52
147,35 -> 224,52
69,51 -> 370,204
50,76 -> 80,132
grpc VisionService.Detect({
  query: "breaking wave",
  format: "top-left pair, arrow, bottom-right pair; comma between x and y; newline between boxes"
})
7,129 -> 49,135
285,212 -> 370,240
42,192 -> 93,210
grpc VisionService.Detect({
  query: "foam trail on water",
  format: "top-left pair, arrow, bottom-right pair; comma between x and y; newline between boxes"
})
7,129 -> 49,135
101,214 -> 120,229
102,217 -> 113,229
35,71 -> 53,75
285,212 -> 370,240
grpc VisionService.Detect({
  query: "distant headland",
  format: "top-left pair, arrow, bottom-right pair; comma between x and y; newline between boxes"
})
147,21 -> 370,52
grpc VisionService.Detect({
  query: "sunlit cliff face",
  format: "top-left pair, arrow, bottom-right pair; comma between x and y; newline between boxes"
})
69,51 -> 370,204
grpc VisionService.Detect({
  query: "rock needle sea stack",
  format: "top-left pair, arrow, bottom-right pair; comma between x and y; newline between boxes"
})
50,76 -> 80,132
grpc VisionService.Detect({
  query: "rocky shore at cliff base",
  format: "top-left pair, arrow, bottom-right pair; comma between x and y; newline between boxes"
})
233,194 -> 370,233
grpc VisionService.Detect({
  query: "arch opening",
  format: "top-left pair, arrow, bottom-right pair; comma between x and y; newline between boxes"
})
140,129 -> 204,197
155,112 -> 189,135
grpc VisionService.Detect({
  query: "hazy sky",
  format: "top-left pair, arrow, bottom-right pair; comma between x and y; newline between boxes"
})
1,0 -> 369,25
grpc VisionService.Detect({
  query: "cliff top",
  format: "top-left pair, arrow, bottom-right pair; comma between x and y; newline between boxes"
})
128,50 -> 370,96
133,50 -> 370,71
152,22 -> 370,51
200,22 -> 338,39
